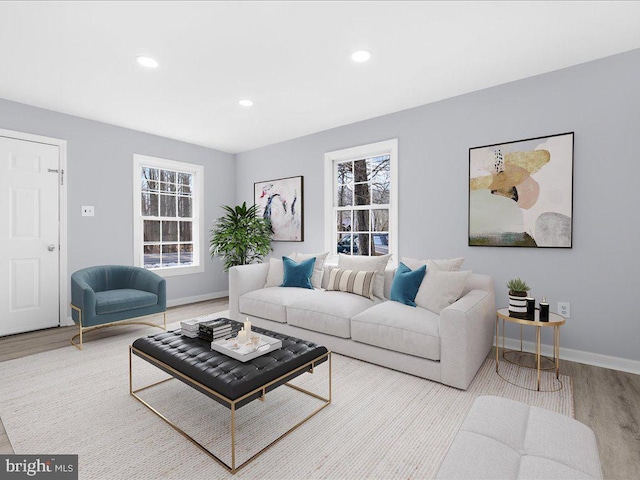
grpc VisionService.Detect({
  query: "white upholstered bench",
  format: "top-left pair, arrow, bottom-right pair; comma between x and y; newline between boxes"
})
436,396 -> 602,479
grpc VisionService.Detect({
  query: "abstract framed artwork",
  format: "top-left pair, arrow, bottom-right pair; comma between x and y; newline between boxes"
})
469,132 -> 574,248
254,175 -> 304,242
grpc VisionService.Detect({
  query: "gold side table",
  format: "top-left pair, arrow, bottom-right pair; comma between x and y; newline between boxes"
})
496,308 -> 566,392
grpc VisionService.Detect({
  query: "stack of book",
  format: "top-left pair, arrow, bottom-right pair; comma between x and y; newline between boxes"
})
179,318 -> 202,338
198,319 -> 240,342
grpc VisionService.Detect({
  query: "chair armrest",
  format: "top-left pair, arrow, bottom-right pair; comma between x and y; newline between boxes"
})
70,276 -> 96,323
439,288 -> 496,389
131,269 -> 166,309
228,263 -> 270,320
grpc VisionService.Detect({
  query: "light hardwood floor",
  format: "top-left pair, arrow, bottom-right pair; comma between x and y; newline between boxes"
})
1,299 -> 638,479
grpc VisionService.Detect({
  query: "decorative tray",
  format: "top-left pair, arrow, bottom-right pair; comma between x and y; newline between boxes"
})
210,333 -> 282,362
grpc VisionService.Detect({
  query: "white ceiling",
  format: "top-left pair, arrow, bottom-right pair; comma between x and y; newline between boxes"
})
1,1 -> 640,154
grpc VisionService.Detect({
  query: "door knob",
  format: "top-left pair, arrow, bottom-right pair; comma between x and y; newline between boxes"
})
48,244 -> 56,252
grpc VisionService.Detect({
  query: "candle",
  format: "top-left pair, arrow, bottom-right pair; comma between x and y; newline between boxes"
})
244,319 -> 252,336
539,297 -> 549,322
526,298 -> 535,320
237,329 -> 247,343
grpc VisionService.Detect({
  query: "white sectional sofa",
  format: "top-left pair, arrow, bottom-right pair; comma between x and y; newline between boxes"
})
229,261 -> 495,390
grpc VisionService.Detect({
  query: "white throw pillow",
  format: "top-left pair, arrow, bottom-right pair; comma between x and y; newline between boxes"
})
401,256 -> 464,272
400,257 -> 469,313
293,251 -> 329,289
415,270 -> 472,314
338,254 -> 391,299
263,253 -> 296,288
263,258 -> 284,288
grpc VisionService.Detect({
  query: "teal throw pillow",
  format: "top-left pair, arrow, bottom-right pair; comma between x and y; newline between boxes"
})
281,256 -> 316,289
390,262 -> 427,307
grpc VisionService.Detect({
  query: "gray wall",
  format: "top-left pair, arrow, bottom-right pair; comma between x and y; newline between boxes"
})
236,49 -> 640,362
0,98 -> 235,304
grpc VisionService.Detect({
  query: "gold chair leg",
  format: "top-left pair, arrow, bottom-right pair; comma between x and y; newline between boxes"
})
70,308 -> 166,350
70,304 -> 83,350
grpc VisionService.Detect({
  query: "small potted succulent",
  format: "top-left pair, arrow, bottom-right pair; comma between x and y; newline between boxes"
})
507,277 -> 530,318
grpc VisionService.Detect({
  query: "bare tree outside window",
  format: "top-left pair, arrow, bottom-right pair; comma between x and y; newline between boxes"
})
141,166 -> 195,268
336,155 -> 390,256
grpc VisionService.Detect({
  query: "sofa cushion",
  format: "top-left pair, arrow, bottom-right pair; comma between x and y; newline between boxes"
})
418,270 -> 472,313
338,253 -> 391,300
264,254 -> 295,287
95,289 -> 158,315
390,262 -> 426,307
351,301 -> 441,361
281,256 -> 315,289
287,291 -> 374,338
239,287 -> 320,323
402,256 -> 465,272
264,257 -> 285,288
402,257 -> 472,313
326,268 -> 376,299
293,251 -> 329,289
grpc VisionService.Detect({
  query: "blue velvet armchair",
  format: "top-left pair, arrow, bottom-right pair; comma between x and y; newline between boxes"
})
70,265 -> 166,349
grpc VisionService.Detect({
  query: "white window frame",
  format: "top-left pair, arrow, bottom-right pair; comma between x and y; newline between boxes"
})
133,154 -> 204,277
324,139 -> 398,264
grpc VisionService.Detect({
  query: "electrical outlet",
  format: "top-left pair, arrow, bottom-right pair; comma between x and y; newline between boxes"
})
82,205 -> 94,217
557,302 -> 570,318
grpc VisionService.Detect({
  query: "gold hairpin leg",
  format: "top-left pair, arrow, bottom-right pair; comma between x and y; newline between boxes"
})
70,304 -> 166,350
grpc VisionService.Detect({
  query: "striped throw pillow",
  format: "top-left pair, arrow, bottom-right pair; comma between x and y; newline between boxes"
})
326,268 -> 376,299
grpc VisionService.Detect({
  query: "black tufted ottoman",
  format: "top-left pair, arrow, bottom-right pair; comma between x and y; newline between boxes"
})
129,320 -> 331,474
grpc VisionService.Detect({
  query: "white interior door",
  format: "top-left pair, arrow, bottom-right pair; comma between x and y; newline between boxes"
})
0,136 -> 60,336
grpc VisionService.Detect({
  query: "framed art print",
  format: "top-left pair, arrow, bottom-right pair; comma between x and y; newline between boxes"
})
469,132 -> 574,248
254,175 -> 304,242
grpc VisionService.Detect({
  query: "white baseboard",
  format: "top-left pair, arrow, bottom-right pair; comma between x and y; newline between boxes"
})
167,290 -> 228,308
499,337 -> 640,376
62,316 -> 74,327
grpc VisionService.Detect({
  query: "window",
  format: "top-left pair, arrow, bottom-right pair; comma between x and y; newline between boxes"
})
324,139 -> 398,262
133,154 -> 204,276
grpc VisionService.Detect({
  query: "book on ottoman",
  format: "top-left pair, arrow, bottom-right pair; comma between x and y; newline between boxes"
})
199,319 -> 239,342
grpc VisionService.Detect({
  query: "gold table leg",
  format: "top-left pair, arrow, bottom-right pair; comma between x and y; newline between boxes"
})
129,346 -> 332,474
536,326 -> 541,391
495,316 -> 499,372
555,326 -> 561,379
520,324 -> 523,352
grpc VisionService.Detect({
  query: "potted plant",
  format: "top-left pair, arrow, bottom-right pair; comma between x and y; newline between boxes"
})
507,277 -> 530,318
209,202 -> 273,271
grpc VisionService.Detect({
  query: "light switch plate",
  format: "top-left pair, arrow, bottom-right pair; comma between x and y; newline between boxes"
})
82,206 -> 94,217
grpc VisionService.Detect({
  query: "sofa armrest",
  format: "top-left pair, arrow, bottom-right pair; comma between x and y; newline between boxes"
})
439,287 -> 496,389
228,263 -> 270,320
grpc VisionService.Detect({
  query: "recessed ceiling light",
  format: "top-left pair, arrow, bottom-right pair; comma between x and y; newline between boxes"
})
351,50 -> 372,63
238,99 -> 254,107
136,55 -> 159,68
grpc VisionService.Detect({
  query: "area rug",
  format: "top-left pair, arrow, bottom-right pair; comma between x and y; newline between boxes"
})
0,319 -> 573,480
